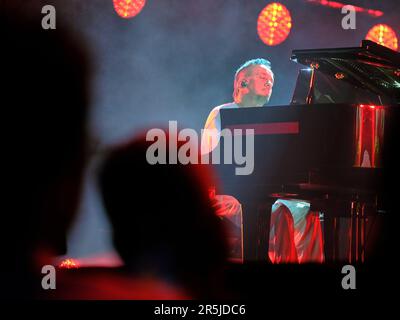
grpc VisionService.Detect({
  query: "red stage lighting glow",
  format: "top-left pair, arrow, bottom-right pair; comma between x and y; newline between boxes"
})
359,104 -> 382,109
257,2 -> 292,46
355,104 -> 384,168
59,258 -> 79,269
306,0 -> 383,17
113,0 -> 146,19
365,24 -> 398,51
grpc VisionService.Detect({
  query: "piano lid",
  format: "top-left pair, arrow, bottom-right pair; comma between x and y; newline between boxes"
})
291,40 -> 400,103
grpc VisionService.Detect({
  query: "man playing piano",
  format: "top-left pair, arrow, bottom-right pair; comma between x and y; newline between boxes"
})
201,58 -> 324,263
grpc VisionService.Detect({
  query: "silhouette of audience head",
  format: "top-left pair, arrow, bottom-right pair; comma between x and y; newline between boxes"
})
2,4 -> 90,298
99,134 -> 228,298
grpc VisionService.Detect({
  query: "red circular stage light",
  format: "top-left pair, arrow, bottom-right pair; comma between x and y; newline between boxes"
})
257,2 -> 292,46
365,24 -> 398,51
113,0 -> 146,19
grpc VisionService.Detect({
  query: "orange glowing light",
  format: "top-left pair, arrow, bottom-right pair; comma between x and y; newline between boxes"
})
257,2 -> 292,46
365,24 -> 398,51
335,72 -> 345,79
59,258 -> 79,269
113,0 -> 146,19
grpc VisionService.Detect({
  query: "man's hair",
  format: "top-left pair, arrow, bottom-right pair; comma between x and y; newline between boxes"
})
232,58 -> 274,102
234,58 -> 273,80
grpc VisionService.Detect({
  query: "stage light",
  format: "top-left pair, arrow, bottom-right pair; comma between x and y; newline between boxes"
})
365,24 -> 398,51
59,258 -> 79,269
113,0 -> 146,19
257,2 -> 292,46
306,0 -> 383,18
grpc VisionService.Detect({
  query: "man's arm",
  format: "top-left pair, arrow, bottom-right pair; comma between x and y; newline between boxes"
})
201,107 -> 221,155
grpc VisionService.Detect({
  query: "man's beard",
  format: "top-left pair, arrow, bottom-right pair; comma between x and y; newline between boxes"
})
254,93 -> 270,106
240,93 -> 271,107
263,94 -> 271,104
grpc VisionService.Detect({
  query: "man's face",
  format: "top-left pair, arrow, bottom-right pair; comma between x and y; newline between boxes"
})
245,65 -> 274,98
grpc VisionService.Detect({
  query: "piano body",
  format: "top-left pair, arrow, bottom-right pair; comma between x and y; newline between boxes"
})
213,40 -> 400,263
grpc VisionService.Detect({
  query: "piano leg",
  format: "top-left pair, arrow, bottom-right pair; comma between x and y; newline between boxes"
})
323,200 -> 371,263
360,204 -> 365,263
351,201 -> 367,264
240,200 -> 256,261
256,201 -> 275,261
241,198 -> 273,262
322,207 -> 343,263
323,213 -> 335,262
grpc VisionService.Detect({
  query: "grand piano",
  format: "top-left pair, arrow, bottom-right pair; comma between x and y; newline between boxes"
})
213,40 -> 400,263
